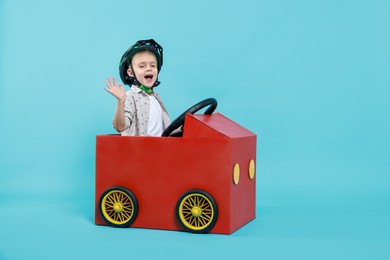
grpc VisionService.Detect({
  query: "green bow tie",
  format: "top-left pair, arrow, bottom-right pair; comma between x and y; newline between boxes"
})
139,84 -> 153,94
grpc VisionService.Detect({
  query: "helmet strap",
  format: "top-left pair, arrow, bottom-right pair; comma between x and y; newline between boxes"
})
129,64 -> 140,85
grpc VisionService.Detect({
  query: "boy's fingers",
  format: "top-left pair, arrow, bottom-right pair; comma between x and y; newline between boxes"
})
105,80 -> 112,88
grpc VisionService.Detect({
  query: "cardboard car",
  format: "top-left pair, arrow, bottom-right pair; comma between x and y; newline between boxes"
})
95,98 -> 257,234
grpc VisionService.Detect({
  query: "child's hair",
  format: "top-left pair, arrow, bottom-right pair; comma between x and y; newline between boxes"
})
119,39 -> 163,86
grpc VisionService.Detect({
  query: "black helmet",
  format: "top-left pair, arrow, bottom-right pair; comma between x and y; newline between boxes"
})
119,39 -> 163,86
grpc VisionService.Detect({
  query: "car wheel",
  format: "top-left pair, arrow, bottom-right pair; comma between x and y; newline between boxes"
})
176,190 -> 218,233
99,186 -> 138,227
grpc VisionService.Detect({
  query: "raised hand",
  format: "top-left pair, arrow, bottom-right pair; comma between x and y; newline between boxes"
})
104,77 -> 126,102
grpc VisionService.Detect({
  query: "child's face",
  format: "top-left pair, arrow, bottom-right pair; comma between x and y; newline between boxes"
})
127,51 -> 158,88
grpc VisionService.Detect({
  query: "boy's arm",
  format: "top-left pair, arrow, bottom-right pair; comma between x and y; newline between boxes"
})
113,99 -> 126,132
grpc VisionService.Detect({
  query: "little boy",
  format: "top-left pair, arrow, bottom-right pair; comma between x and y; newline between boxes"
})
104,39 -> 170,136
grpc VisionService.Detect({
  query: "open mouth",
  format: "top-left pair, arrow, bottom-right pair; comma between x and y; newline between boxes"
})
144,75 -> 153,80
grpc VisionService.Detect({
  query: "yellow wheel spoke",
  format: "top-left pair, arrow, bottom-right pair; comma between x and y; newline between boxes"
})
188,197 -> 195,207
105,200 -> 114,206
122,206 -> 133,212
182,212 -> 191,216
198,217 -> 205,226
121,213 -> 127,219
183,212 -> 192,218
118,213 -> 123,222
192,217 -> 197,227
189,217 -> 195,226
122,211 -> 130,219
108,210 -> 115,218
117,193 -> 122,203
106,196 -> 115,204
114,193 -> 120,203
182,207 -> 191,212
183,203 -> 192,210
202,214 -> 212,221
197,218 -> 202,227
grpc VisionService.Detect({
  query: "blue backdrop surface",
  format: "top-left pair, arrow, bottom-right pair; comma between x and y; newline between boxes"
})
1,0 -> 389,259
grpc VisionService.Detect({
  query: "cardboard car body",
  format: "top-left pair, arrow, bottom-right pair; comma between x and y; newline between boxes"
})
95,113 -> 256,234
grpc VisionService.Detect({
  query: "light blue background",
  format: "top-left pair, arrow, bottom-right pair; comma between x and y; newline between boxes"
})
1,0 -> 389,259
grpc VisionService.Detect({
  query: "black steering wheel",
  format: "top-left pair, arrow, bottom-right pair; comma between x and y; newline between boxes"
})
162,98 -> 218,137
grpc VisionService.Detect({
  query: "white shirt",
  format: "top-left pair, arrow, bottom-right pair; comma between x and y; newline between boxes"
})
147,95 -> 164,136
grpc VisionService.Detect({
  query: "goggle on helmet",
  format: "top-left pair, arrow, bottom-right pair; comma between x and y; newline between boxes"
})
119,39 -> 163,86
